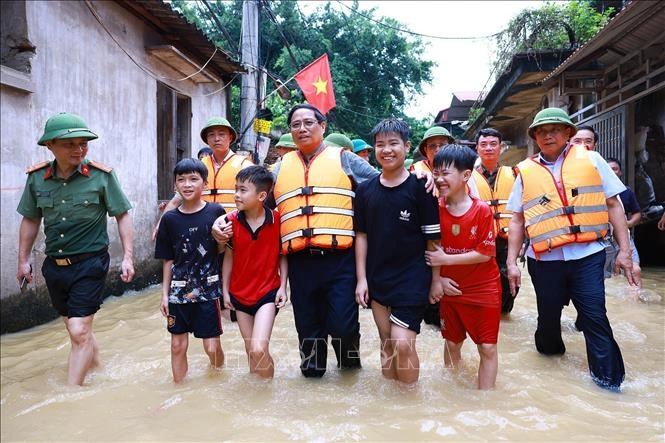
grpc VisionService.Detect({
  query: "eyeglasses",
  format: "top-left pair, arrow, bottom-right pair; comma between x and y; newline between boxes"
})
289,119 -> 319,130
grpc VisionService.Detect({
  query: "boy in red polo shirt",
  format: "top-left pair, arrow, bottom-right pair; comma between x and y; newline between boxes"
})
425,145 -> 501,390
222,166 -> 288,378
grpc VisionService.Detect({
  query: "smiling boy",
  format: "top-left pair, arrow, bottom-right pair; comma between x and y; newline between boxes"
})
222,166 -> 288,378
154,158 -> 227,383
354,118 -> 442,384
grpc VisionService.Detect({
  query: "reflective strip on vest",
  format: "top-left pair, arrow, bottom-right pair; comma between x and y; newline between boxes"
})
526,204 -> 609,226
275,186 -> 356,206
281,206 -> 354,223
281,228 -> 355,244
529,223 -> 610,247
523,185 -> 605,211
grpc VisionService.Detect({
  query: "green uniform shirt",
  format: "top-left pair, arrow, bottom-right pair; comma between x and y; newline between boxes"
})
17,158 -> 132,257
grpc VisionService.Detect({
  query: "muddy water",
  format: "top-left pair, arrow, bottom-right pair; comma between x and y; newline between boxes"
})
2,269 -> 664,442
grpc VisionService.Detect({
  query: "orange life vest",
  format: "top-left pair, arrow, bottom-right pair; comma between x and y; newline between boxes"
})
472,166 -> 515,239
517,144 -> 609,254
410,159 -> 432,174
200,153 -> 252,209
274,146 -> 355,255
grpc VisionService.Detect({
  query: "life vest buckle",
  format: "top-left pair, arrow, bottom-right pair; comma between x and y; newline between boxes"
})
563,206 -> 576,215
489,199 -> 500,206
572,188 -> 579,197
301,205 -> 314,215
569,225 -> 582,234
493,212 -> 502,220
209,189 -> 220,195
302,228 -> 314,238
301,186 -> 314,196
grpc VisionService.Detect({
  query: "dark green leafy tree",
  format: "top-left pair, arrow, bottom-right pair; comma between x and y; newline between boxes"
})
491,0 -> 613,75
169,0 -> 434,144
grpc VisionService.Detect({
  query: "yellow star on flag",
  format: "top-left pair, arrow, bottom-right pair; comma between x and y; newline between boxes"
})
312,76 -> 328,95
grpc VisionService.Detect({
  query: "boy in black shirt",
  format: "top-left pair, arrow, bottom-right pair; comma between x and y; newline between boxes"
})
354,118 -> 442,384
155,158 -> 228,383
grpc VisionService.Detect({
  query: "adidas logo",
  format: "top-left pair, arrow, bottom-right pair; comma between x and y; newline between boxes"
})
399,210 -> 411,221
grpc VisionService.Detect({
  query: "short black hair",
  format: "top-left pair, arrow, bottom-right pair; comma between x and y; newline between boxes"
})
197,147 -> 213,159
370,118 -> 410,143
475,128 -> 503,143
606,156 -> 621,170
235,165 -> 274,193
287,103 -> 326,125
433,144 -> 477,171
173,158 -> 208,181
576,125 -> 599,143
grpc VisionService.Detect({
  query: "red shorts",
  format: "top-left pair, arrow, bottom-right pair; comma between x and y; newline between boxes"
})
440,302 -> 500,344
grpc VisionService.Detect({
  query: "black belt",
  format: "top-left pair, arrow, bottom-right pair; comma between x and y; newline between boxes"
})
49,248 -> 107,267
301,247 -> 347,256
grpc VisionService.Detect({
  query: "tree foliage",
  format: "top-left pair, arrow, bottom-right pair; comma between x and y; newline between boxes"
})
491,0 -> 613,76
169,0 -> 434,143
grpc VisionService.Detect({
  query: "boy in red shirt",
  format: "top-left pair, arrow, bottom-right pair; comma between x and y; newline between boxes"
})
425,145 -> 501,389
221,166 -> 288,378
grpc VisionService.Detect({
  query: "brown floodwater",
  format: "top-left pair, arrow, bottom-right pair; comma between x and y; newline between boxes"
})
2,268 -> 664,442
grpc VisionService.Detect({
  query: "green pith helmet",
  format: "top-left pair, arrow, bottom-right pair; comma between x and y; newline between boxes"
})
37,112 -> 98,146
352,138 -> 373,154
324,133 -> 353,150
418,126 -> 454,157
528,107 -> 576,139
200,117 -> 238,144
276,133 -> 297,149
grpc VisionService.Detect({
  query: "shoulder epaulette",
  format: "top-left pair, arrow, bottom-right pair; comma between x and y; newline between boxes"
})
87,160 -> 113,173
25,160 -> 50,174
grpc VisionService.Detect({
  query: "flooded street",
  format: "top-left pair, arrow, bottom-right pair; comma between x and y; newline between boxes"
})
2,269 -> 664,442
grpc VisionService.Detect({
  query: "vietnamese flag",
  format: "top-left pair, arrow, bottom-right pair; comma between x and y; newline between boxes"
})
294,53 -> 336,115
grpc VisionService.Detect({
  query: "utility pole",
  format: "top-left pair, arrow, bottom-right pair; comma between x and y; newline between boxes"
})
239,0 -> 259,156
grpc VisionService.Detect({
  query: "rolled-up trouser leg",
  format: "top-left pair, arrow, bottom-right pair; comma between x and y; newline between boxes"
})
527,257 -> 567,355
568,250 -> 625,390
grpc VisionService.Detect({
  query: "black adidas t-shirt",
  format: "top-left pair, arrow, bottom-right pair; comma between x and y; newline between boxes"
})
354,174 -> 440,307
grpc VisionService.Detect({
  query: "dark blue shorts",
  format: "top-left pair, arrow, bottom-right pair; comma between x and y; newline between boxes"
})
42,251 -> 110,318
167,299 -> 223,338
371,298 -> 426,334
230,288 -> 279,317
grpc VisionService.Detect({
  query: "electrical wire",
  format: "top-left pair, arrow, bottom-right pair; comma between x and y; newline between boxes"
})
333,0 -> 502,41
83,0 -> 239,97
259,0 -> 302,71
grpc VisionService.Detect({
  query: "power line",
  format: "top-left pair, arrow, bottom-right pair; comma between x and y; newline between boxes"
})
197,0 -> 239,57
333,1 -> 503,41
259,0 -> 302,71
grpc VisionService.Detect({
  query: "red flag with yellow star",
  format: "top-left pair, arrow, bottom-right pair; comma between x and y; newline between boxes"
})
294,53 -> 336,114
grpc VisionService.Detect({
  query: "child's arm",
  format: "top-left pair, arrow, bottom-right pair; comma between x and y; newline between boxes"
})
427,240 -> 444,304
354,232 -> 370,308
275,255 -> 288,308
160,260 -> 173,317
221,246 -> 234,310
425,243 -> 492,267
212,214 -> 233,249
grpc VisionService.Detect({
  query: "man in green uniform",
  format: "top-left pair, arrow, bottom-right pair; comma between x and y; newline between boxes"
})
16,112 -> 135,386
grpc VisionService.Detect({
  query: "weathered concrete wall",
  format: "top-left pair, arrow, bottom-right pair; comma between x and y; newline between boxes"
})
1,1 -> 229,333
